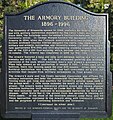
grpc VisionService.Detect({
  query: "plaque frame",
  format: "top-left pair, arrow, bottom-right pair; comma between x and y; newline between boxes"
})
0,1 -> 112,119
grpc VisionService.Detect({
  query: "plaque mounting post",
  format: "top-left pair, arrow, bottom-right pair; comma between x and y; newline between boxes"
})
32,113 -> 80,120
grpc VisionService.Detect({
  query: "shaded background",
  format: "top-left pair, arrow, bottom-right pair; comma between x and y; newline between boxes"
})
0,0 -> 113,120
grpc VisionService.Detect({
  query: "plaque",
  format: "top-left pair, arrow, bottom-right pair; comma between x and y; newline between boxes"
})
0,1 -> 112,120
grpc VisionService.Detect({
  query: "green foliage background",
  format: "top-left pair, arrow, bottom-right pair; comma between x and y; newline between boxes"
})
0,0 -> 113,120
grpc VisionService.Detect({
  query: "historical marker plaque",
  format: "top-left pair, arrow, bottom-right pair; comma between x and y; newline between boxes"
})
1,1 -> 112,119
